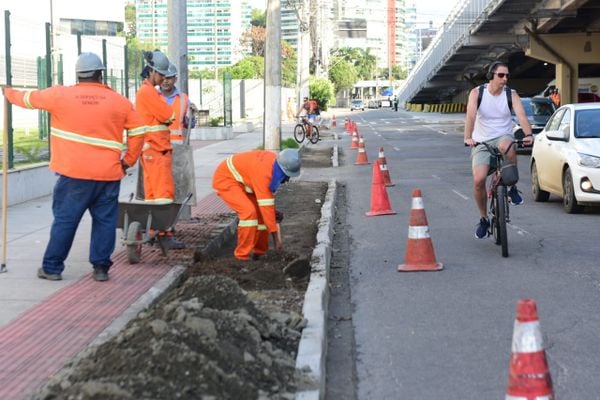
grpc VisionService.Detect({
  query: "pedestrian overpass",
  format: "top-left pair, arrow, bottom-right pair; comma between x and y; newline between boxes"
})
398,0 -> 600,108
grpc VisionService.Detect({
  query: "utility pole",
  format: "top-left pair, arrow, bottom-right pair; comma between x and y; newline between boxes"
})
264,0 -> 282,151
168,0 -> 188,93
296,1 -> 310,113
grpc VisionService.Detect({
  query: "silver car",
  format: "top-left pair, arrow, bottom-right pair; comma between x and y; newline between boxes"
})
350,99 -> 365,111
530,103 -> 600,213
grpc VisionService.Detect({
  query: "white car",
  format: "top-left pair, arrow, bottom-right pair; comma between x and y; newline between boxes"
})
530,103 -> 600,213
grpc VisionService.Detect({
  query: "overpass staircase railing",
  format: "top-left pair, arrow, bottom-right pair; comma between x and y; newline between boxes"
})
398,0 -> 503,105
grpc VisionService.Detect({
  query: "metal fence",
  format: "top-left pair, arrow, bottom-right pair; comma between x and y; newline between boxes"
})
0,9 -> 145,169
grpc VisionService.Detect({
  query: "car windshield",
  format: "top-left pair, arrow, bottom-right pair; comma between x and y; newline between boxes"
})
516,99 -> 554,116
352,100 -> 362,105
575,109 -> 600,138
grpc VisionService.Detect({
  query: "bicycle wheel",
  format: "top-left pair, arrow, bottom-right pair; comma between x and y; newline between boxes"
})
490,194 -> 500,244
309,126 -> 320,144
496,185 -> 509,257
294,124 -> 305,143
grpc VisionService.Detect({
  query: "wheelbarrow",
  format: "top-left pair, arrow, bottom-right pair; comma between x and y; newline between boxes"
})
117,192 -> 193,264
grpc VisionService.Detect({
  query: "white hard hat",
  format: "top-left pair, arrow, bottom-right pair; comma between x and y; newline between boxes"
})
277,149 -> 301,177
144,50 -> 170,75
165,62 -> 178,78
75,52 -> 105,78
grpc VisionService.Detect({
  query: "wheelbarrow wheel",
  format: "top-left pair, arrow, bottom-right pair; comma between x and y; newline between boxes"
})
126,221 -> 143,264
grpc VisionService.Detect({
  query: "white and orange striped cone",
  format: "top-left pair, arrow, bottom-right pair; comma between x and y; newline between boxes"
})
506,299 -> 554,400
355,136 -> 370,165
332,114 -> 337,127
398,189 -> 443,272
366,161 -> 396,216
377,147 -> 394,187
351,128 -> 359,149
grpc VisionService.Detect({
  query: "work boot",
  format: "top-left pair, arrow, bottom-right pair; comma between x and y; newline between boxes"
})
92,266 -> 109,282
163,236 -> 185,250
37,267 -> 62,281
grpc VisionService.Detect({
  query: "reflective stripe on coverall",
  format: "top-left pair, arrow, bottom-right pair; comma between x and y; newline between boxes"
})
212,151 -> 278,260
135,80 -> 176,203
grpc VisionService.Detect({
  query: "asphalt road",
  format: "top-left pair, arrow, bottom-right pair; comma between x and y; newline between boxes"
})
320,107 -> 600,399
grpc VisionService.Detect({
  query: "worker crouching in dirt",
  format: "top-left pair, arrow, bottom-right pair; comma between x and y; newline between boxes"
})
212,149 -> 301,261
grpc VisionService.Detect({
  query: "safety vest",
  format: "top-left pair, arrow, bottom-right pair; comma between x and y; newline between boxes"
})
135,80 -> 175,152
4,83 -> 146,181
169,93 -> 189,142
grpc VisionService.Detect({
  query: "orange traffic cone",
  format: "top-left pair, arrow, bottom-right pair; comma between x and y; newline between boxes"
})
355,136 -> 370,165
332,114 -> 337,127
366,161 -> 396,216
377,147 -> 394,187
351,128 -> 359,149
398,189 -> 443,272
506,299 -> 554,400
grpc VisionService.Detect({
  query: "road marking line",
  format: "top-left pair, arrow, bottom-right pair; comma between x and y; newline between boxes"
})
425,126 -> 447,135
508,224 -> 530,236
452,190 -> 469,200
393,146 -> 400,151
432,174 -> 441,180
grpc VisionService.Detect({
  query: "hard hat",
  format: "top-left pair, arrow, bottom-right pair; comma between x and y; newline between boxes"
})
165,62 -> 178,78
144,50 -> 170,75
277,149 -> 301,177
75,52 -> 105,78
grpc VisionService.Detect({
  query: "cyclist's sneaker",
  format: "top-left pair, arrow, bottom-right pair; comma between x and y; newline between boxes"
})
508,186 -> 524,205
475,217 -> 490,239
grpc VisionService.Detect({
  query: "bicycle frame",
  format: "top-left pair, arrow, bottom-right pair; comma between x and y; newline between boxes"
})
478,140 -> 523,257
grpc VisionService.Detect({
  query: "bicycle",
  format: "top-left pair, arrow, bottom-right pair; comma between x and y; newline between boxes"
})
293,116 -> 320,144
471,139 -> 529,257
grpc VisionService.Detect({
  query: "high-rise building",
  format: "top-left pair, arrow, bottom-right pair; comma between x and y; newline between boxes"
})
135,0 -> 253,72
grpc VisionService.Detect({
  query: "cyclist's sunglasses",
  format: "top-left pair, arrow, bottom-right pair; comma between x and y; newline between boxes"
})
494,72 -> 510,78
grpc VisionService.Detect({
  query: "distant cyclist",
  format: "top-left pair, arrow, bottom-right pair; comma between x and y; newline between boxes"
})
297,96 -> 317,139
463,61 -> 533,239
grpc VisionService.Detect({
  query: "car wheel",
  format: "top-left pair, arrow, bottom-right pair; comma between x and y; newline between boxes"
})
562,168 -> 583,214
531,162 -> 550,202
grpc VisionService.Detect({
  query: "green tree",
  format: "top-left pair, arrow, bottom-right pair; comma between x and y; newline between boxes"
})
309,77 -> 335,111
333,47 -> 377,80
281,41 -> 297,88
250,9 -> 266,27
328,58 -> 358,93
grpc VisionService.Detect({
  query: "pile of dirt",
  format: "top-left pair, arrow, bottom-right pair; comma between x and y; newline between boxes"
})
34,179 -> 330,400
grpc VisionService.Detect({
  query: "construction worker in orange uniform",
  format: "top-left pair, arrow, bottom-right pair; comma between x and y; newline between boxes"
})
136,51 -> 185,249
160,62 -> 195,143
212,149 -> 301,261
2,52 -> 146,282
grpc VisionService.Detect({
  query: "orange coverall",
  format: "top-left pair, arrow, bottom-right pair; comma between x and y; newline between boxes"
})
135,80 -> 176,203
4,83 -> 145,179
212,151 -> 279,260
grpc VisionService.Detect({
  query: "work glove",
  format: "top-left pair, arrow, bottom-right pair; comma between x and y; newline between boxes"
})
120,160 -> 130,174
275,210 -> 284,223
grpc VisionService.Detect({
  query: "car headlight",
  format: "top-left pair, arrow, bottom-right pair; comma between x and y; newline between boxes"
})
578,153 -> 600,168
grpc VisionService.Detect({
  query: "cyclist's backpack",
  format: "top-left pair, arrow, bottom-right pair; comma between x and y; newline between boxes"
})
477,84 -> 513,112
500,160 -> 519,186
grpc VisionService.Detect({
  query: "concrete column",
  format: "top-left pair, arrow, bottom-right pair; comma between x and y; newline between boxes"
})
168,0 -> 188,94
526,32 -> 600,104
264,0 -> 282,151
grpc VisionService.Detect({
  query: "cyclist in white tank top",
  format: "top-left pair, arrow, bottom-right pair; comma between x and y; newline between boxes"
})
463,62 -> 534,239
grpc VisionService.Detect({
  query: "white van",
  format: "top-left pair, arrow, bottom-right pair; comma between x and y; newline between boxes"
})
542,77 -> 600,97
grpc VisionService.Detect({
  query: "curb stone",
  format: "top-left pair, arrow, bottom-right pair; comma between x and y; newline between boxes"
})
295,178 -> 337,400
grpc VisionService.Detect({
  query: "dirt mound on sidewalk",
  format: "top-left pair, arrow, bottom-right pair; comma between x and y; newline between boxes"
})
34,180 -> 329,400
